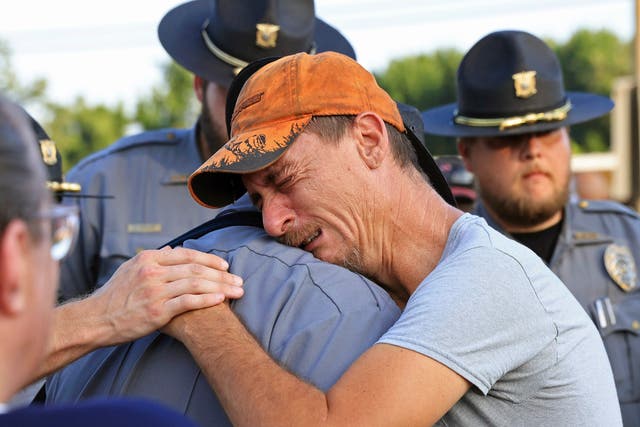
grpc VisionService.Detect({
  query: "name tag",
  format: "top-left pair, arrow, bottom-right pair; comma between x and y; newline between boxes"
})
163,174 -> 189,185
127,223 -> 162,233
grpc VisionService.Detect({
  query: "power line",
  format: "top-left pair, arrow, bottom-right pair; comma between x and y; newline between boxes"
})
1,0 -> 633,55
318,0 -> 631,29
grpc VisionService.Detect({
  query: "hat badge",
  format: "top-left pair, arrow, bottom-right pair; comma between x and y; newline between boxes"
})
256,23 -> 280,49
39,139 -> 58,165
604,243 -> 638,292
512,71 -> 537,98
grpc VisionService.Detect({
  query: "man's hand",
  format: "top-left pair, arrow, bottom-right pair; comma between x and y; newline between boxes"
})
90,246 -> 243,345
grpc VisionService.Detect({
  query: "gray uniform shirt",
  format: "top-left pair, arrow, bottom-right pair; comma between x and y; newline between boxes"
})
46,216 -> 401,426
476,199 -> 640,425
379,214 -> 621,426
60,125 -> 216,300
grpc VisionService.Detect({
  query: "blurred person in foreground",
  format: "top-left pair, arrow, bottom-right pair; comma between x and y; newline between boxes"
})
0,96 -> 199,427
159,51 -> 621,426
422,30 -> 640,425
14,113 -> 241,404
44,1 -> 401,425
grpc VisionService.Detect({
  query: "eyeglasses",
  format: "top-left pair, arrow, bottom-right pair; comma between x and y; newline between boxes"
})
33,204 -> 79,261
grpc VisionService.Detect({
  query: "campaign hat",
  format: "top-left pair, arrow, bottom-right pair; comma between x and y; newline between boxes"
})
188,52 -> 455,208
24,110 -> 110,201
26,112 -> 81,201
158,0 -> 356,87
421,30 -> 614,138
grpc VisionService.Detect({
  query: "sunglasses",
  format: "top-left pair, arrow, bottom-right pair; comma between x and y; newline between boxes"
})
33,204 -> 80,261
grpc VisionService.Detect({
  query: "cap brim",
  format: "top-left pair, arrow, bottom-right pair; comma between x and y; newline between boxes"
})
189,116 -> 311,208
158,0 -> 356,87
422,92 -> 614,138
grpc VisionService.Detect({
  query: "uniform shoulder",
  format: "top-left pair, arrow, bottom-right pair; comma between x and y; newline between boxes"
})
572,199 -> 640,220
69,127 -> 189,173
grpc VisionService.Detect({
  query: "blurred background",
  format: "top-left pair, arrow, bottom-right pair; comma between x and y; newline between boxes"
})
1,0 -> 638,205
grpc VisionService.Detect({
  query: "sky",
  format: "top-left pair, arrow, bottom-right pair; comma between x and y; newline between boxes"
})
0,0 -> 634,111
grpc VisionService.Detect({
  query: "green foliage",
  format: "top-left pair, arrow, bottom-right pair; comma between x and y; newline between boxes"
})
375,49 -> 461,110
554,29 -> 632,153
134,61 -> 198,130
0,39 -> 48,105
45,97 -> 128,172
375,49 -> 463,155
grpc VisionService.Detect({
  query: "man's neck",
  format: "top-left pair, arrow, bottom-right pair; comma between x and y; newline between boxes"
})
375,174 -> 463,299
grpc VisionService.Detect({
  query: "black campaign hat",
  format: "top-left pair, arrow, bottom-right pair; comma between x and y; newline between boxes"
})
158,0 -> 356,88
422,30 -> 614,138
25,110 -> 110,201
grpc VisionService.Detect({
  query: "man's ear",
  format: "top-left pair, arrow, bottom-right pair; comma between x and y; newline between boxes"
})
0,220 -> 29,316
457,139 -> 474,173
353,112 -> 388,169
194,75 -> 205,103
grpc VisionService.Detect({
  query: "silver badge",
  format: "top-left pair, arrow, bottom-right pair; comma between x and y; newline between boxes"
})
604,244 -> 638,292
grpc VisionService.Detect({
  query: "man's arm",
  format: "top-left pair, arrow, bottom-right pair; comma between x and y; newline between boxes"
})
29,247 -> 243,384
165,304 -> 471,427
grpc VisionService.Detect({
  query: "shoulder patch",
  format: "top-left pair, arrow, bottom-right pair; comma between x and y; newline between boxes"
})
575,199 -> 640,220
68,127 -> 189,173
110,128 -> 185,151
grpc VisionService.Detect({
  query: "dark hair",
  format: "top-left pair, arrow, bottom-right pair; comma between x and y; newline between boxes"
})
0,96 -> 49,240
305,115 -> 420,171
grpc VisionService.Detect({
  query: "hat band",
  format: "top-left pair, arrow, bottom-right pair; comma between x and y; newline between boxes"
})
200,19 -> 317,76
47,181 -> 81,193
454,100 -> 572,131
201,19 -> 249,75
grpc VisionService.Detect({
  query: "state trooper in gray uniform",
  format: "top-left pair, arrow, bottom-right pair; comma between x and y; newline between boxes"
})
59,0 -> 357,301
47,1 -> 404,425
423,30 -> 640,425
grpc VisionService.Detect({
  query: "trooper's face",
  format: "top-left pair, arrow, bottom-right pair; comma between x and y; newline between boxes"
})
459,127 -> 571,231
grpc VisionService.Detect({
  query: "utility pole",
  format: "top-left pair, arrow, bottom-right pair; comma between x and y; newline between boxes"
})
634,0 -> 640,208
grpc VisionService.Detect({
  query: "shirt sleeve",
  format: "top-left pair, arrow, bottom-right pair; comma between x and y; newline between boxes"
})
378,246 -> 558,394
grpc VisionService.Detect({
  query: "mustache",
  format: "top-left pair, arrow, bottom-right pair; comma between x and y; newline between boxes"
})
277,225 -> 318,248
521,163 -> 550,177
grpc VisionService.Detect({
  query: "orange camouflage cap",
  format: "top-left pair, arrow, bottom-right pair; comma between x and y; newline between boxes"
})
189,51 -> 453,208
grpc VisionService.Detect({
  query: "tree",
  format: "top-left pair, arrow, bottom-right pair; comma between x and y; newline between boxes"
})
375,49 -> 463,155
46,97 -> 129,171
553,30 -> 632,152
0,39 -> 48,106
134,61 -> 199,130
375,48 -> 461,111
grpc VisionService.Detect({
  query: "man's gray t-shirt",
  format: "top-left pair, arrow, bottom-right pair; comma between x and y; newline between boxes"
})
378,214 -> 621,426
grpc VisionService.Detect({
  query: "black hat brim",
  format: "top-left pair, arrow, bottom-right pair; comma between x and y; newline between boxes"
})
158,0 -> 356,87
422,92 -> 614,138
